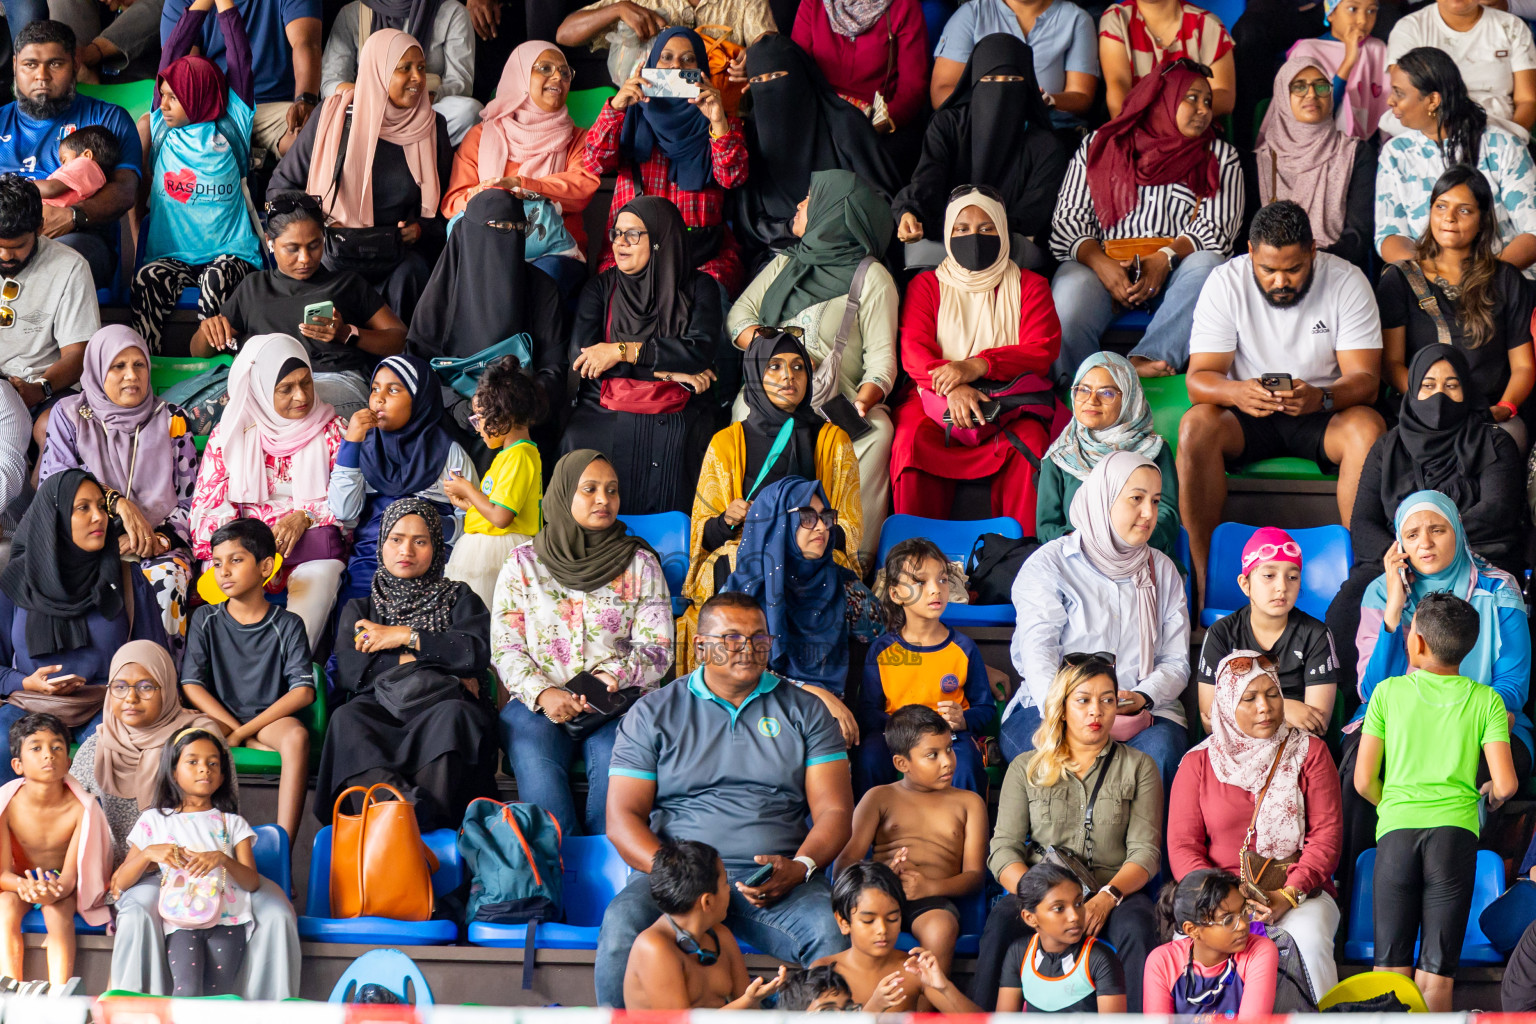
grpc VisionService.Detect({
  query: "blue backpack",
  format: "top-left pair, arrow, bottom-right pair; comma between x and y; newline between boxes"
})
458,798 -> 563,986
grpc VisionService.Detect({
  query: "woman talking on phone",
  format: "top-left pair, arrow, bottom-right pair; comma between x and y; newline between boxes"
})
0,470 -> 161,782
1335,490 -> 1531,894
190,193 -> 407,421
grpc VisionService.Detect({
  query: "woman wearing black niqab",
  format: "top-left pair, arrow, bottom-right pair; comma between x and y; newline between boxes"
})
732,33 -> 902,263
560,196 -> 722,515
407,187 -> 566,470
893,34 -> 1069,260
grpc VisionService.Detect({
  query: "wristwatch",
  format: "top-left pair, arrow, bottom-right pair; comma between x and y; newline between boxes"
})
1157,245 -> 1180,271
295,92 -> 321,106
344,323 -> 361,346
25,376 -> 52,402
792,855 -> 818,881
70,205 -> 87,231
1098,884 -> 1124,906
408,629 -> 420,650
1321,387 -> 1335,413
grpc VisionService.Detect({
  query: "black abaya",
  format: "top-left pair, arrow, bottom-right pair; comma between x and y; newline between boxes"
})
317,590 -> 499,832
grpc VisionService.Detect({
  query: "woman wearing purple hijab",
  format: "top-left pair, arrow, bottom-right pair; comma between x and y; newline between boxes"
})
39,326 -> 200,656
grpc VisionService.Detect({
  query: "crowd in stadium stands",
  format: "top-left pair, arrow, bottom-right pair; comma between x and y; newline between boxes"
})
1,0 -> 1536,1008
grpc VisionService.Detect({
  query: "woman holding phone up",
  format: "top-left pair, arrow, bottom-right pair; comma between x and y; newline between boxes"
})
0,470 -> 162,782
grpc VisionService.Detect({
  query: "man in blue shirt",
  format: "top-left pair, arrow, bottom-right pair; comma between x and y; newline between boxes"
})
0,20 -> 142,288
160,0 -> 321,157
594,591 -> 853,1006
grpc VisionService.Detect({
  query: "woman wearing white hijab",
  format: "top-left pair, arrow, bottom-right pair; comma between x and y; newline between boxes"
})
1004,450 -> 1191,792
888,187 -> 1061,532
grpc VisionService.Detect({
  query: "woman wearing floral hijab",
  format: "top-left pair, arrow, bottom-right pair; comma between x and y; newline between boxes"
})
1039,351 -> 1180,556
1169,650 -> 1343,998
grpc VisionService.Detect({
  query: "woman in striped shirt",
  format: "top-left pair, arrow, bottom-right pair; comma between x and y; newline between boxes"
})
1048,57 -> 1243,385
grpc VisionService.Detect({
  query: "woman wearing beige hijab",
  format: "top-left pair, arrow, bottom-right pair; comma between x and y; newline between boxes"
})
70,640 -> 300,998
268,27 -> 452,320
889,187 -> 1062,532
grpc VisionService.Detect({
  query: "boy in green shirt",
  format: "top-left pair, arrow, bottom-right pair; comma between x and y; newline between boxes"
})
1354,591 -> 1518,1012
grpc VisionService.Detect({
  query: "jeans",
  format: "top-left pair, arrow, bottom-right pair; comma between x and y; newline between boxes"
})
532,254 -> 588,303
595,870 -> 848,1006
0,0 -> 41,42
853,729 -> 987,798
0,704 -> 101,784
499,697 -> 620,837
999,702 -> 1187,794
311,370 -> 370,421
1049,249 -> 1226,384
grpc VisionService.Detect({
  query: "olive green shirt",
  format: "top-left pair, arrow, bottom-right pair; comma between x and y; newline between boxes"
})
988,740 -> 1164,886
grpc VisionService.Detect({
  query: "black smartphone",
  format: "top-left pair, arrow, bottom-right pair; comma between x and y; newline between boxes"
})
1260,373 -> 1294,392
566,671 -> 635,716
943,399 -> 1000,426
741,863 -> 774,887
821,393 -> 874,441
1127,253 -> 1141,284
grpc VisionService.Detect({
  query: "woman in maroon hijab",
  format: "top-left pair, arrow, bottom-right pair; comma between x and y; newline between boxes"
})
1047,57 -> 1244,383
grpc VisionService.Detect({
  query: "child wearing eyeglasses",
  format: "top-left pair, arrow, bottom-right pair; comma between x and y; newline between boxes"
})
856,537 -> 998,796
1143,869 -> 1278,1015
623,839 -> 786,1010
442,356 -> 545,610
1196,527 -> 1338,736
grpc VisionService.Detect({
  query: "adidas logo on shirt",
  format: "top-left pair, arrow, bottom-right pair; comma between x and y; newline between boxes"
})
1311,320 -> 1330,334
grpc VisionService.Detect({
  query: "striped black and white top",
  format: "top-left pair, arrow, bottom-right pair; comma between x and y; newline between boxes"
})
1049,131 -> 1245,263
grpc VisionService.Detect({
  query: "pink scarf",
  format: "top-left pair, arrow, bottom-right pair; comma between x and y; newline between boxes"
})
1195,650 -> 1310,860
305,28 -> 439,226
0,777 -> 114,926
214,334 -> 337,506
476,40 -> 577,181
1255,55 -> 1360,248
1067,450 -> 1159,674
1286,35 -> 1389,140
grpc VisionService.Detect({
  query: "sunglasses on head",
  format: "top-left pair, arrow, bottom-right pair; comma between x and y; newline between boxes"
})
265,192 -> 323,216
1062,650 -> 1117,670
753,324 -> 805,341
948,183 -> 1005,204
1161,56 -> 1213,78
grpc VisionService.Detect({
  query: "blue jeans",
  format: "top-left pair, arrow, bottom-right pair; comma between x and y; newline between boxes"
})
595,869 -> 848,1006
498,697 -> 619,837
853,729 -> 987,798
1049,249 -> 1226,384
0,703 -> 102,785
531,254 -> 587,304
999,703 -> 1187,795
0,0 -> 44,43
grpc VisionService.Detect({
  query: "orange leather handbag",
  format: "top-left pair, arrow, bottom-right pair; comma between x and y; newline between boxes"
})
330,783 -> 440,921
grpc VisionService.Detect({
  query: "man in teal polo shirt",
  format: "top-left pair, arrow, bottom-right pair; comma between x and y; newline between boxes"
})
595,591 -> 854,1005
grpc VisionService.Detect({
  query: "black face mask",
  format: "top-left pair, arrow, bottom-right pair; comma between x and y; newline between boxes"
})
1413,390 -> 1470,431
950,233 -> 1001,272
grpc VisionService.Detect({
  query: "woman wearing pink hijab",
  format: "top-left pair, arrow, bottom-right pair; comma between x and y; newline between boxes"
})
268,27 -> 452,321
442,40 -> 601,296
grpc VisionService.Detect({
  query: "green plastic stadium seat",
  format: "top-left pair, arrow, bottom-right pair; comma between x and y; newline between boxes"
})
230,664 -> 328,773
1134,374 -> 1336,481
77,80 -> 157,123
150,354 -> 232,394
567,87 -> 617,129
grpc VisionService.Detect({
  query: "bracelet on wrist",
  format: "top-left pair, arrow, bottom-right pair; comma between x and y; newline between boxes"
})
1498,400 -> 1520,418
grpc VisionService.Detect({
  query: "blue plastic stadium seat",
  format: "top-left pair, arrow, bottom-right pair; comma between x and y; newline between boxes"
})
618,511 -> 690,617
921,0 -> 953,54
894,888 -> 988,957
468,833 -> 632,950
876,514 -> 1023,626
328,948 -> 434,1004
1194,0 -> 1246,29
22,823 -> 290,937
176,286 -> 201,310
1200,522 -> 1350,627
1344,847 -> 1505,965
297,826 -> 461,944
1108,310 -> 1152,331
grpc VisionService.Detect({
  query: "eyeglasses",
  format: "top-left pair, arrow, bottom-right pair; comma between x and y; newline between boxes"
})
788,506 -> 838,530
1069,384 -> 1123,404
485,219 -> 525,233
1200,905 -> 1259,931
0,277 -> 21,330
1161,56 -> 1213,78
609,227 -> 650,245
1289,79 -> 1332,97
264,192 -> 323,216
109,681 -> 162,699
696,632 -> 776,652
531,61 -> 573,81
949,183 -> 1004,204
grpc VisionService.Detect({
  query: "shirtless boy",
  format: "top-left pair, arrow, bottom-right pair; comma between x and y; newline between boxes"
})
623,839 -> 786,1010
0,714 -> 85,985
835,704 -> 988,972
814,862 -> 923,1010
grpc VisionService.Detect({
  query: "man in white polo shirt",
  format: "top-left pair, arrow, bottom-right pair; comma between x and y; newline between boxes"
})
1178,200 -> 1384,599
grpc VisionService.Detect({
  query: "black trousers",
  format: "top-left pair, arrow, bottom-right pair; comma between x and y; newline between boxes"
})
1374,825 -> 1478,974
968,890 -> 1156,1011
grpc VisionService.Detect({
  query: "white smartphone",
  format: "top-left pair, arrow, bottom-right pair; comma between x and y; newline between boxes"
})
641,67 -> 702,98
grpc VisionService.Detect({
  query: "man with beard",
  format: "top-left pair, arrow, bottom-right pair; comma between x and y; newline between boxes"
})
0,20 -> 141,290
0,175 -> 95,477
1177,199 -> 1384,601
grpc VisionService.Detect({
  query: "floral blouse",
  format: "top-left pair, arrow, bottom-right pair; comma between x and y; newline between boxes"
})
39,402 -> 199,544
188,417 -> 347,560
491,545 -> 675,710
